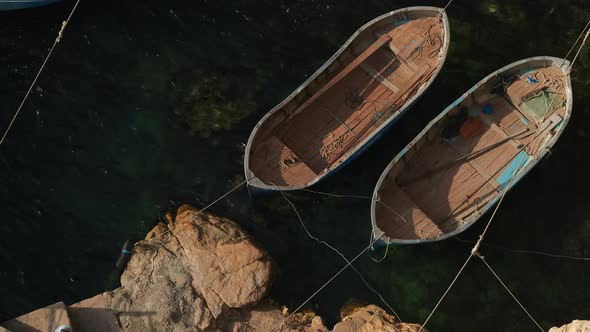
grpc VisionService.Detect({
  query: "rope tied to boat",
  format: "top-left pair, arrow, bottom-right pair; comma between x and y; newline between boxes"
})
476,252 -> 545,332
269,232 -> 388,332
419,18 -> 590,332
270,184 -> 402,326
0,0 -> 83,146
442,0 -> 455,12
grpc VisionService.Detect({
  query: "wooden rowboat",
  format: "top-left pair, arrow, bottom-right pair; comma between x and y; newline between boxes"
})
245,7 -> 450,191
371,56 -> 573,245
0,0 -> 60,10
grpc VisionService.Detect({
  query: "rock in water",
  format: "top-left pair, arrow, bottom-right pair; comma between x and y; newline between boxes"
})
333,304 -> 426,332
110,204 -> 274,331
550,320 -> 590,332
27,204 -> 427,331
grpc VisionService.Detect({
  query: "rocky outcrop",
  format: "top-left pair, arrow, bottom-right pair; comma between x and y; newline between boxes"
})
108,204 -> 275,331
333,304 -> 424,332
550,320 -> 590,332
3,204 -> 426,332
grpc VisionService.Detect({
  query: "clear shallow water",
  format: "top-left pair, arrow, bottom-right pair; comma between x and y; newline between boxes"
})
0,0 -> 589,331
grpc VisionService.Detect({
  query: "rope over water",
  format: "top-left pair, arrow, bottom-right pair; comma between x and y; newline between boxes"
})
156,176 -> 254,239
442,0 -> 455,12
269,233 -> 385,332
0,0 -> 83,146
454,238 -> 590,261
418,17 -> 590,332
476,252 -> 545,332
273,185 -> 401,322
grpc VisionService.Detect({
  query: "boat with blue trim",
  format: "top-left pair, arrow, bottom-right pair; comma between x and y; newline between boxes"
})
371,56 -> 572,245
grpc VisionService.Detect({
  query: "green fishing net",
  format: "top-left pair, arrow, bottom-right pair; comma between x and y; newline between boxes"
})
521,90 -> 563,122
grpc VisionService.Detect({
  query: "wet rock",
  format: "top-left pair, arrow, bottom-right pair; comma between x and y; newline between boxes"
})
550,320 -> 590,332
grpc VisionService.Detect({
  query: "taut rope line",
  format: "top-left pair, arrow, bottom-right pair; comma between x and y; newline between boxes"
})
442,0 -> 455,12
561,19 -> 590,66
156,176 -> 254,239
269,232 -> 385,332
273,185 -> 401,321
454,238 -> 590,261
0,0 -> 83,146
476,252 -> 544,332
418,18 -> 590,332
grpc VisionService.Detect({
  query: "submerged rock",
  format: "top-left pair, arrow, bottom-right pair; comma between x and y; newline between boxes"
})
550,320 -> 590,332
173,66 -> 257,137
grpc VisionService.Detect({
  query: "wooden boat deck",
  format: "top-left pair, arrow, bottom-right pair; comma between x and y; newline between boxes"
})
375,63 -> 568,240
249,16 -> 446,187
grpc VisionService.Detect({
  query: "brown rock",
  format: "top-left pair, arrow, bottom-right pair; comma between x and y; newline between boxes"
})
332,304 -> 426,332
108,205 -> 274,331
3,205 -> 428,332
1,302 -> 71,332
550,320 -> 590,332
69,293 -> 119,332
219,300 -> 328,332
173,207 -> 273,308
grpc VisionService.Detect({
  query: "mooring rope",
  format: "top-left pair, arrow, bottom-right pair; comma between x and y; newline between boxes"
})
561,18 -> 590,66
418,100 -> 542,332
476,252 -> 545,332
454,238 -> 590,261
269,232 -> 385,332
418,19 -> 590,332
0,0 -> 82,146
300,187 -> 413,262
300,188 -> 372,200
273,185 -> 401,322
156,176 -> 254,239
442,0 -> 455,12
301,187 -> 410,227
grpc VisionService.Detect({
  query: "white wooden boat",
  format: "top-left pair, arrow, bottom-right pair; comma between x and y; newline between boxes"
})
371,56 -> 572,245
244,7 -> 450,191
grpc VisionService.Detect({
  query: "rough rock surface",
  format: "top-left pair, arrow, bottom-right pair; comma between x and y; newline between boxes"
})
58,204 -> 426,331
109,204 -> 274,331
550,320 -> 590,332
333,304 -> 425,332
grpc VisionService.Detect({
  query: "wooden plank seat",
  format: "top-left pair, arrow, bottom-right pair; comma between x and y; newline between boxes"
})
359,62 -> 400,93
388,42 -> 420,73
290,34 -> 392,119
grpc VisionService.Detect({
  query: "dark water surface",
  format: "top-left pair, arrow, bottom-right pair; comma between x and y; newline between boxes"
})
1,0 -> 589,331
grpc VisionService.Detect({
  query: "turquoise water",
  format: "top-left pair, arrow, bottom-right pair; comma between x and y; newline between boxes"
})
1,1 -> 589,331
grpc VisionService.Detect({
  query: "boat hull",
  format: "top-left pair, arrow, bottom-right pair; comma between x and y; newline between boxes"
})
245,6 -> 451,192
0,0 -> 60,10
370,56 -> 573,247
